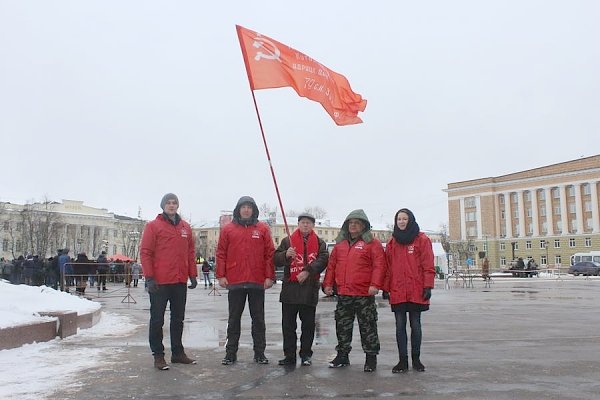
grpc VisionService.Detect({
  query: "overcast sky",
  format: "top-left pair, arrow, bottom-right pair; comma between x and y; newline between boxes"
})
1,1 -> 599,230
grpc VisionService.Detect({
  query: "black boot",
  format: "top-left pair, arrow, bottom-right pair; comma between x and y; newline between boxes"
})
392,356 -> 409,373
328,352 -> 350,368
363,354 -> 377,372
412,352 -> 425,372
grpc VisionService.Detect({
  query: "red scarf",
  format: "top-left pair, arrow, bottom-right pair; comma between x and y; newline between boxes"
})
289,229 -> 319,282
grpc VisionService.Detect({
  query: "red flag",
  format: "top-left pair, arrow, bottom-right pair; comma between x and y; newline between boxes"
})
236,25 -> 367,126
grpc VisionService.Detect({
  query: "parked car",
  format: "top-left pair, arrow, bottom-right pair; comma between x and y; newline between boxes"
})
568,261 -> 600,276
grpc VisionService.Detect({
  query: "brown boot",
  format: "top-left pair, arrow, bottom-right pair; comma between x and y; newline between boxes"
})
154,355 -> 169,370
171,353 -> 197,364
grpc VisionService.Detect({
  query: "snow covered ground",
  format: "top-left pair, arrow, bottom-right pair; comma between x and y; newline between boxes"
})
0,280 -> 140,400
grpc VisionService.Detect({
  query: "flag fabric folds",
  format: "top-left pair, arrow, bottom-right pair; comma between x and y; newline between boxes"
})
236,25 -> 367,126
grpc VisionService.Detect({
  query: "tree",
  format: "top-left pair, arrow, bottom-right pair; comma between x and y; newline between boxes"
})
18,200 -> 63,258
303,206 -> 327,219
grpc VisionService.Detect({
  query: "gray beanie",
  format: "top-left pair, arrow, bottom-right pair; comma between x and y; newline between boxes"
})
160,193 -> 179,210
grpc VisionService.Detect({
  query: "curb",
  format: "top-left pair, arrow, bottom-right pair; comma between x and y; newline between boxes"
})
0,307 -> 102,350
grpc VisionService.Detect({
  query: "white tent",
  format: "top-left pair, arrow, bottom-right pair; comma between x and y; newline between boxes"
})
432,242 -> 448,275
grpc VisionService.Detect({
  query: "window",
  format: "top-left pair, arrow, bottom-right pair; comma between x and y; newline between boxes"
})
538,190 -> 546,201
554,239 -> 561,248
552,188 -> 560,199
467,226 -> 477,237
499,195 -> 505,204
464,197 -> 476,208
556,220 -> 562,231
567,186 -> 575,196
465,211 -> 476,222
554,206 -> 561,215
515,224 -> 520,234
500,242 -> 506,250
583,183 -> 591,195
275,237 -> 279,244
585,237 -> 592,247
569,238 -> 576,247
500,257 -> 506,266
587,218 -> 593,230
585,201 -> 592,212
555,255 -> 562,265
571,220 -> 577,232
540,240 -> 547,249
514,242 -> 519,250
524,191 -> 531,202
540,206 -> 546,216
526,208 -> 532,217
500,210 -> 505,219
513,210 -> 519,219
568,203 -> 576,213
318,230 -> 322,235
511,193 -> 518,203
483,242 -> 488,251
527,224 -> 533,235
541,255 -> 547,265
541,221 -> 547,234
2,221 -> 8,230
526,241 -> 532,249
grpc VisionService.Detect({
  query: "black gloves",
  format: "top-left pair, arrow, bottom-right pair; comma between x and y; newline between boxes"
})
146,278 -> 158,294
188,277 -> 198,289
423,288 -> 432,301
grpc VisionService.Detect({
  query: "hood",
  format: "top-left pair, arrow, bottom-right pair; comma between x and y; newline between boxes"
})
335,209 -> 373,243
233,196 -> 259,226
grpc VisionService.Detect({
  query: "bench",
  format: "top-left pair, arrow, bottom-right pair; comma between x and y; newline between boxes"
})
502,269 -> 539,278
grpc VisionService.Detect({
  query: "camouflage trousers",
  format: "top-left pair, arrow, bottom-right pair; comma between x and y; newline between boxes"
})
334,295 -> 380,355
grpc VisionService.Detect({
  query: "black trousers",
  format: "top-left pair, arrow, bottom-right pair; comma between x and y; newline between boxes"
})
281,303 -> 316,358
149,283 -> 187,356
226,288 -> 266,355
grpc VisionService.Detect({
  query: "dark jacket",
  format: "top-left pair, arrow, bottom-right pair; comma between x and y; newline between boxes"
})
274,232 -> 329,306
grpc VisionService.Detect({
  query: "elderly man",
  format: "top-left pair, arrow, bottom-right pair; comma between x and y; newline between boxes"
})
141,193 -> 198,371
274,212 -> 329,366
216,196 -> 275,366
323,209 -> 386,372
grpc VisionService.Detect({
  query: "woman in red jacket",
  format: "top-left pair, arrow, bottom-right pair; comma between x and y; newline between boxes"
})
384,208 -> 435,373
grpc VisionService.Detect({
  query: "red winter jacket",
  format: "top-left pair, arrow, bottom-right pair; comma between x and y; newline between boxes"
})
140,214 -> 197,284
384,232 -> 435,305
323,238 -> 386,296
216,222 -> 275,285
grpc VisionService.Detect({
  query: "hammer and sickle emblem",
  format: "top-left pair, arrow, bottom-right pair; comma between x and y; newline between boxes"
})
252,36 -> 282,63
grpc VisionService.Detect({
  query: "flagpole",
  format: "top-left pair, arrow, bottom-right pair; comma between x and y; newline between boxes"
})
248,89 -> 292,239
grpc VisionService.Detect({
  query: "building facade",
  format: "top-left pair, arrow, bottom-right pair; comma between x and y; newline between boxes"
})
0,200 -> 145,260
445,155 -> 600,270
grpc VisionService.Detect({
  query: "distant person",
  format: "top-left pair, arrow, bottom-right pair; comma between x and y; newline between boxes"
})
57,249 -> 72,292
201,260 -> 212,288
141,193 -> 198,371
322,209 -> 386,372
96,251 -> 109,291
482,257 -> 490,280
131,261 -> 141,287
273,213 -> 329,367
384,208 -> 435,373
527,258 -> 538,270
74,252 -> 91,295
516,257 -> 525,270
216,196 -> 275,366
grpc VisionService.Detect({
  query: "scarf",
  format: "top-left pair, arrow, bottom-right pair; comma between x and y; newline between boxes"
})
392,208 -> 420,245
289,229 -> 319,282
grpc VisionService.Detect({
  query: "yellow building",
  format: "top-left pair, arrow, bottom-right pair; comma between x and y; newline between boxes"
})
445,155 -> 600,270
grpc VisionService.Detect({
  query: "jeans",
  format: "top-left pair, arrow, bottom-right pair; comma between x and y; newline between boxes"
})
225,288 -> 266,355
149,283 -> 187,356
282,303 -> 316,358
394,310 -> 422,356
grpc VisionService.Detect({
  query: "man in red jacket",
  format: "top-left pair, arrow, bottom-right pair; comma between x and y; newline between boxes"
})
323,209 -> 386,372
141,193 -> 198,371
216,196 -> 275,366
